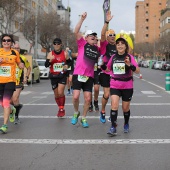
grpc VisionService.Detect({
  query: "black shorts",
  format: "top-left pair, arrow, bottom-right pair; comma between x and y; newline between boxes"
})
93,71 -> 100,85
50,73 -> 67,90
72,75 -> 94,92
99,73 -> 110,87
110,88 -> 133,101
0,82 -> 16,91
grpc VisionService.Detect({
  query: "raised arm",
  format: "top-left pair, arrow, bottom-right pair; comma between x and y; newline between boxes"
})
101,11 -> 113,42
74,12 -> 87,40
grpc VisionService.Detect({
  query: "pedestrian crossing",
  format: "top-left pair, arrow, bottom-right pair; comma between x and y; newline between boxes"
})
21,90 -> 163,98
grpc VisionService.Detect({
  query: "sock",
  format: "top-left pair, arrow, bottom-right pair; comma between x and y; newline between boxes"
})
94,100 -> 98,105
124,110 -> 130,125
110,110 -> 118,127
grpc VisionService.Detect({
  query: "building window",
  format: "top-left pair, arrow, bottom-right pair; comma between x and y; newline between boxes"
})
146,26 -> 149,30
32,1 -> 36,8
146,3 -> 149,7
159,3 -> 161,5
168,18 -> 170,23
146,34 -> 149,37
146,19 -> 149,22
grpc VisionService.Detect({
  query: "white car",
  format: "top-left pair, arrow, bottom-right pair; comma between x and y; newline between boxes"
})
36,59 -> 50,78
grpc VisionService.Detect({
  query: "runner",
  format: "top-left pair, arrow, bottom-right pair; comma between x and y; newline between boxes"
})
89,36 -> 100,112
0,34 -> 24,134
101,37 -> 140,136
70,12 -> 100,128
99,11 -> 117,123
45,38 -> 71,117
66,47 -> 78,96
11,43 -> 31,124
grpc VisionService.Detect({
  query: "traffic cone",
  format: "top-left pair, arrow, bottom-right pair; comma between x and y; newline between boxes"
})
139,74 -> 142,79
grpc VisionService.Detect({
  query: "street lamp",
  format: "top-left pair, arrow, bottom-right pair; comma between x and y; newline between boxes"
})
153,15 -> 156,60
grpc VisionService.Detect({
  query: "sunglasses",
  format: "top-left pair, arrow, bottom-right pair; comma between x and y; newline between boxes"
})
108,34 -> 116,37
53,42 -> 61,45
2,39 -> 11,42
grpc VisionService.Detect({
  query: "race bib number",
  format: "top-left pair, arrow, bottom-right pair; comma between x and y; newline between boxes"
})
113,63 -> 125,74
53,63 -> 63,72
94,63 -> 97,71
78,75 -> 89,82
0,66 -> 11,77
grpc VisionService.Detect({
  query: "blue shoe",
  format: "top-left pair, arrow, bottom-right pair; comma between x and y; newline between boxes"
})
71,112 -> 80,125
81,118 -> 89,128
100,112 -> 106,123
107,126 -> 117,136
124,124 -> 129,133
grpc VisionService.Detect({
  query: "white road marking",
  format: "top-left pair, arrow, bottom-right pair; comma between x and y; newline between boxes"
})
1,115 -> 170,119
141,91 -> 156,94
148,96 -> 162,97
0,139 -> 170,144
20,91 -> 32,95
32,96 -> 47,98
20,103 -> 170,106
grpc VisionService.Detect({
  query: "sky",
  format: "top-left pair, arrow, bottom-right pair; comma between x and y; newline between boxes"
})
62,0 -> 138,36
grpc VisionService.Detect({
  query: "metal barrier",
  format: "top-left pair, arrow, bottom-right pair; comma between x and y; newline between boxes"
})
165,73 -> 170,91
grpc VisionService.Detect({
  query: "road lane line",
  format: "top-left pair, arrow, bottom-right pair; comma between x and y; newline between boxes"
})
20,103 -> 170,106
1,116 -> 170,119
0,139 -> 170,144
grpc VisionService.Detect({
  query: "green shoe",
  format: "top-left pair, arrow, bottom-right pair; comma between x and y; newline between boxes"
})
71,112 -> 80,125
0,124 -> 8,134
81,118 -> 89,128
9,106 -> 16,123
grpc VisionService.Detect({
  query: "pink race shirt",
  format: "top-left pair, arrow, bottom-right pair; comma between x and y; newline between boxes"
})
73,38 -> 99,78
107,54 -> 138,89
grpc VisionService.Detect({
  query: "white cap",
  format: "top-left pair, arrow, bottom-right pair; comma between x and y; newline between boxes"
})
84,30 -> 97,37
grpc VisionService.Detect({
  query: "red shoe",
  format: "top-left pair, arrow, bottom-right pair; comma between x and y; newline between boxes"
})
57,109 -> 65,117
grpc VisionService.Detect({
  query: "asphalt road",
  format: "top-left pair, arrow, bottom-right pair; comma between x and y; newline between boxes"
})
0,67 -> 170,170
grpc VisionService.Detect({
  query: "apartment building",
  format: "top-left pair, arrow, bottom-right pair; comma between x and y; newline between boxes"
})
135,0 -> 166,44
160,0 -> 170,37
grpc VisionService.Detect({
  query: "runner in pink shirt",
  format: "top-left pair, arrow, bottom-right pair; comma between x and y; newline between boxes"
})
70,12 -> 100,128
101,37 -> 140,136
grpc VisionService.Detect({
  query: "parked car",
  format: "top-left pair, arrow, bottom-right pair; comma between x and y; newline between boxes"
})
31,59 -> 41,83
151,60 -> 157,69
153,61 -> 162,69
36,59 -> 50,78
161,61 -> 170,70
143,60 -> 150,68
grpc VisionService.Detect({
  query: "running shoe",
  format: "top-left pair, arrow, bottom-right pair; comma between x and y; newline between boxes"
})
71,112 -> 80,125
88,105 -> 93,112
124,124 -> 129,133
81,118 -> 89,128
14,118 -> 21,125
9,106 -> 16,122
107,126 -> 117,136
100,112 -> 106,123
0,124 -> 8,134
94,102 -> 99,112
57,109 -> 65,117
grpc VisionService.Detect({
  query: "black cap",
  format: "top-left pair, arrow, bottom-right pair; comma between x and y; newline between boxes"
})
116,37 -> 127,44
53,38 -> 62,44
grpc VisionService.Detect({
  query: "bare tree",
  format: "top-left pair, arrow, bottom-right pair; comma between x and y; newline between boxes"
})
0,0 -> 29,35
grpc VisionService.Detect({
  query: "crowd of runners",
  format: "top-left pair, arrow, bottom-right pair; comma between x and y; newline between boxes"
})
0,11 -> 140,136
